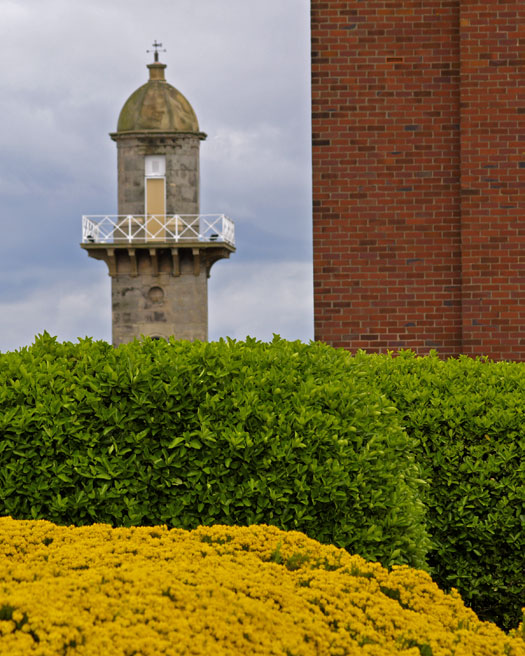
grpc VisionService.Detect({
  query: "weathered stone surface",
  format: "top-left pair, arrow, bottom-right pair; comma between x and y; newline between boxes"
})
116,62 -> 200,134
113,135 -> 202,216
82,245 -> 232,345
112,267 -> 208,344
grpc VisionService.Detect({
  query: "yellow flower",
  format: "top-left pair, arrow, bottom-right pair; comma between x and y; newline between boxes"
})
0,517 -> 522,655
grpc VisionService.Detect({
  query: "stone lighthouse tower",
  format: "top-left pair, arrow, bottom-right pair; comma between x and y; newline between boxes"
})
81,44 -> 235,345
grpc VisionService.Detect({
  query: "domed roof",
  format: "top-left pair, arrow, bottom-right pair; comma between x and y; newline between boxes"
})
116,62 -> 200,134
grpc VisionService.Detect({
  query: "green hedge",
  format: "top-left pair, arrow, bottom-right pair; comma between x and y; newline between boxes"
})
358,350 -> 525,630
2,335 -> 522,629
0,333 -> 429,570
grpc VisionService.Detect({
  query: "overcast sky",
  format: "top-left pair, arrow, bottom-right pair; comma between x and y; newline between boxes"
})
0,0 -> 312,352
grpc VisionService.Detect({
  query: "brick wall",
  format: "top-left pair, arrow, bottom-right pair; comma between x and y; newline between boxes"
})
459,1 -> 525,359
312,0 -> 525,359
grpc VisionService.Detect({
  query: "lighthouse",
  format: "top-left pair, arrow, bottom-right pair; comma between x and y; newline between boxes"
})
81,44 -> 235,345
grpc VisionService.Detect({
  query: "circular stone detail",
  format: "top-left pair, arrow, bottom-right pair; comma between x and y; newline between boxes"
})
148,286 -> 165,304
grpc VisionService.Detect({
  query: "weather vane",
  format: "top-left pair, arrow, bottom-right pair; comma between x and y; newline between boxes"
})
147,41 -> 166,63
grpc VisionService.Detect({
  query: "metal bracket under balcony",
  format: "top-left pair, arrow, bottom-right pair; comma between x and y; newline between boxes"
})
81,214 -> 235,248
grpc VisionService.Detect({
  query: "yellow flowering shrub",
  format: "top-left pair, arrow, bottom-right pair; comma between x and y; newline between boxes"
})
0,517 -> 522,656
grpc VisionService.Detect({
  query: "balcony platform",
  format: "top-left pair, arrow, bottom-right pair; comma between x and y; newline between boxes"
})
81,215 -> 235,278
81,214 -> 235,248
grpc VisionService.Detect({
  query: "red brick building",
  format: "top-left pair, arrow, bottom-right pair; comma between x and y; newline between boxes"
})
312,1 -> 525,359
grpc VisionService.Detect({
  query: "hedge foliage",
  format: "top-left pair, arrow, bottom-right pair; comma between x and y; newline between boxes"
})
357,350 -> 525,630
1,335 -> 523,631
0,333 -> 429,570
1,518 -> 523,656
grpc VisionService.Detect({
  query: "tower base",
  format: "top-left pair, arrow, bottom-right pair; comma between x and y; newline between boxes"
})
81,242 -> 232,345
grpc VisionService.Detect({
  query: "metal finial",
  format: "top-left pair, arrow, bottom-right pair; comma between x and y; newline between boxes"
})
147,41 -> 166,63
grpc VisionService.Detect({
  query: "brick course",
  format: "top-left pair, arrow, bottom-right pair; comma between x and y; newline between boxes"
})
312,0 -> 525,359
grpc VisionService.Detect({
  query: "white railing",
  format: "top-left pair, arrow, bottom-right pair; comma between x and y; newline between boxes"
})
81,214 -> 235,247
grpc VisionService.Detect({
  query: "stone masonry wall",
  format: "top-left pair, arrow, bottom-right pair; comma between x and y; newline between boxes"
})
111,249 -> 208,345
312,0 -> 525,359
115,134 -> 201,216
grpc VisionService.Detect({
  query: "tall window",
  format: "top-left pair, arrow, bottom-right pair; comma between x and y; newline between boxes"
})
145,156 -> 166,239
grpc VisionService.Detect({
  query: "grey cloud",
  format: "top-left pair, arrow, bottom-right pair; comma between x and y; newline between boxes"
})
209,259 -> 313,343
0,0 -> 312,349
